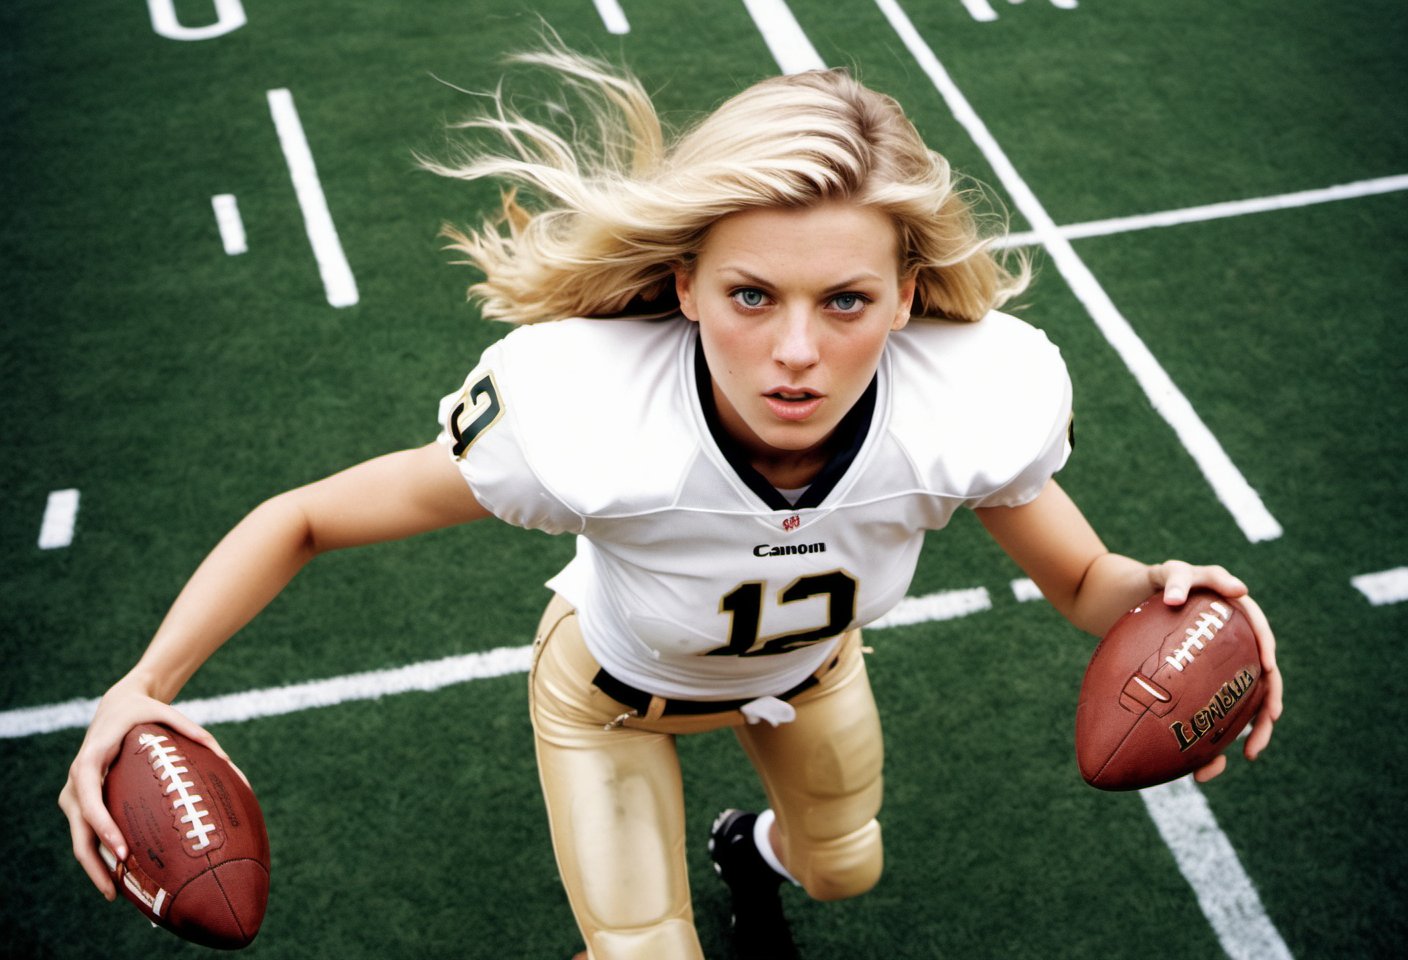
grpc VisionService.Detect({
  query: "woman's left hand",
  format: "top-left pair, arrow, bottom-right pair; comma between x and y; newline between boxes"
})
1148,560 -> 1284,783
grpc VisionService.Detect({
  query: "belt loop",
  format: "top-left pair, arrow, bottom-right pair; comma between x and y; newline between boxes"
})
644,695 -> 669,721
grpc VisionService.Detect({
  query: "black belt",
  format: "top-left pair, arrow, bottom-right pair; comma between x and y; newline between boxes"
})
591,655 -> 840,717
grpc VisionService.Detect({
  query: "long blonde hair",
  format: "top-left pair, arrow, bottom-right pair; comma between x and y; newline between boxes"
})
422,47 -> 1027,324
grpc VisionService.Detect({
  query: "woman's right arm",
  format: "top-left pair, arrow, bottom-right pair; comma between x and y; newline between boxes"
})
59,441 -> 491,898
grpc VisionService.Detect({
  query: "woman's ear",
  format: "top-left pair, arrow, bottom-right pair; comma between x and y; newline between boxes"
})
674,265 -> 699,322
893,273 -> 918,330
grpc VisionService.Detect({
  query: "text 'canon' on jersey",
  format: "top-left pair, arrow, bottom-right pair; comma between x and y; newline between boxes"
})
753,542 -> 827,558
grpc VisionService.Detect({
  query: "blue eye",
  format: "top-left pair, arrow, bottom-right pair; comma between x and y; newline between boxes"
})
731,288 -> 768,309
830,293 -> 868,314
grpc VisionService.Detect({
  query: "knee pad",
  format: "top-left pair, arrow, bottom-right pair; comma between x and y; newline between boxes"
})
587,918 -> 702,960
794,817 -> 884,902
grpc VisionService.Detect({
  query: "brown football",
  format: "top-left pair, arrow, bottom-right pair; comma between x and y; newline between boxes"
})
1076,589 -> 1265,790
100,723 -> 270,949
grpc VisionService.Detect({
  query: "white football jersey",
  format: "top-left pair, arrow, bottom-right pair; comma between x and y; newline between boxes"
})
438,313 -> 1071,700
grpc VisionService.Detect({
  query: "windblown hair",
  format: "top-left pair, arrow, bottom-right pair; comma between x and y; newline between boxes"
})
422,47 -> 1028,325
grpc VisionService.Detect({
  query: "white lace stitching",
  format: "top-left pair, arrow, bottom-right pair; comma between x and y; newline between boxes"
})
1163,601 -> 1232,672
138,733 -> 218,852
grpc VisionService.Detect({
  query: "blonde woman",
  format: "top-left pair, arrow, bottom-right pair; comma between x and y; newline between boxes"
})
60,48 -> 1281,960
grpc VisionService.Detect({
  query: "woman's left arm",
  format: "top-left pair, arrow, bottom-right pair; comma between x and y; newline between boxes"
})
976,479 -> 1283,781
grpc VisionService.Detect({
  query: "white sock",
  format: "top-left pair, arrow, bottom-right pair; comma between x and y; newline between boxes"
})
753,809 -> 800,886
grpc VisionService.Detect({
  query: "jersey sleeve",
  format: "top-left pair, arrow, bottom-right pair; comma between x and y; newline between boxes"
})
435,337 -> 586,535
887,312 -> 1076,513
966,363 -> 1073,509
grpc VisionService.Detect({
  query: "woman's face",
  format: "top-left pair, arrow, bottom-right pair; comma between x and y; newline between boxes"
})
676,201 -> 915,486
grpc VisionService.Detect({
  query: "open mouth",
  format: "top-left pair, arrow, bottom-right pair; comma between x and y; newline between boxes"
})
764,388 -> 824,421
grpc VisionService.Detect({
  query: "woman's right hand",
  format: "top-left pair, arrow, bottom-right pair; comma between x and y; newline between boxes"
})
56,442 -> 486,899
57,678 -> 234,900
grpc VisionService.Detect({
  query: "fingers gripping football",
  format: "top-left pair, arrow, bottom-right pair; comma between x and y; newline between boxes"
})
1146,560 -> 1282,776
1148,560 -> 1247,606
1230,592 -> 1283,761
61,746 -> 123,900
58,681 -> 234,900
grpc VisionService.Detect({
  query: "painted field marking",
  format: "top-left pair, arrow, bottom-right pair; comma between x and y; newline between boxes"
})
1,645 -> 534,739
147,0 -> 246,41
593,0 -> 629,34
964,0 -> 1077,20
267,88 -> 359,308
874,0 -> 1281,544
962,0 -> 998,20
998,174 -> 1408,249
1141,777 -> 1294,960
1011,577 -> 1043,602
841,6 -> 1289,955
211,194 -> 247,255
742,0 -> 826,73
870,586 -> 992,627
1351,567 -> 1408,606
1,586 -> 992,738
38,489 -> 80,550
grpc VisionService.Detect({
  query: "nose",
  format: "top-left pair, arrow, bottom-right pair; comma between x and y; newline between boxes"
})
773,308 -> 820,371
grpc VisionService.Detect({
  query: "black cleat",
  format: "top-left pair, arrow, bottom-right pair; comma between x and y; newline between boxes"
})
708,809 -> 799,960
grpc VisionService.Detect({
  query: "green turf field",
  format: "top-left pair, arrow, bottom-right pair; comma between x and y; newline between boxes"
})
4,1 -> 1406,957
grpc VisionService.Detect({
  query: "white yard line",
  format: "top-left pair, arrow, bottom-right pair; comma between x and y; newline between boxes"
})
267,88 -> 359,308
1,645 -> 533,739
37,489 -> 80,549
873,0 -> 1281,544
593,0 -> 630,34
1351,567 -> 1408,606
853,6 -> 1288,955
1141,777 -> 1294,960
741,0 -> 826,73
2,587 -> 989,738
998,174 -> 1408,249
961,0 -> 1077,23
869,586 -> 991,627
211,194 -> 247,255
960,0 -> 998,21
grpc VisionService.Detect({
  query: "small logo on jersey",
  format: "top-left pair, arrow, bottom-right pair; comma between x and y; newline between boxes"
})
782,515 -> 800,532
754,542 -> 826,557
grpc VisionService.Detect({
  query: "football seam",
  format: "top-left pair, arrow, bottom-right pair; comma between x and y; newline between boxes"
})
169,856 -> 270,940
1089,703 -> 1150,787
1078,623 -> 1137,785
208,856 -> 255,942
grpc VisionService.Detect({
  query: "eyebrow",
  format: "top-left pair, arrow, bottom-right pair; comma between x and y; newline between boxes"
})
718,267 -> 886,294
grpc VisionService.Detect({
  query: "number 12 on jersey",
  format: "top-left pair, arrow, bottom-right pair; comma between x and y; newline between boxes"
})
708,570 -> 858,657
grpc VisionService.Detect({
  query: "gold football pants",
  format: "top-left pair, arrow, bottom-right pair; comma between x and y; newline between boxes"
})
529,595 -> 885,960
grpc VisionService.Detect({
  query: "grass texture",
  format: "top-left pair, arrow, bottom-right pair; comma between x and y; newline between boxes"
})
3,1 -> 1406,957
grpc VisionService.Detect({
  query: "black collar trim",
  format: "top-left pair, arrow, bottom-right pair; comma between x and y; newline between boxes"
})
694,339 -> 876,511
